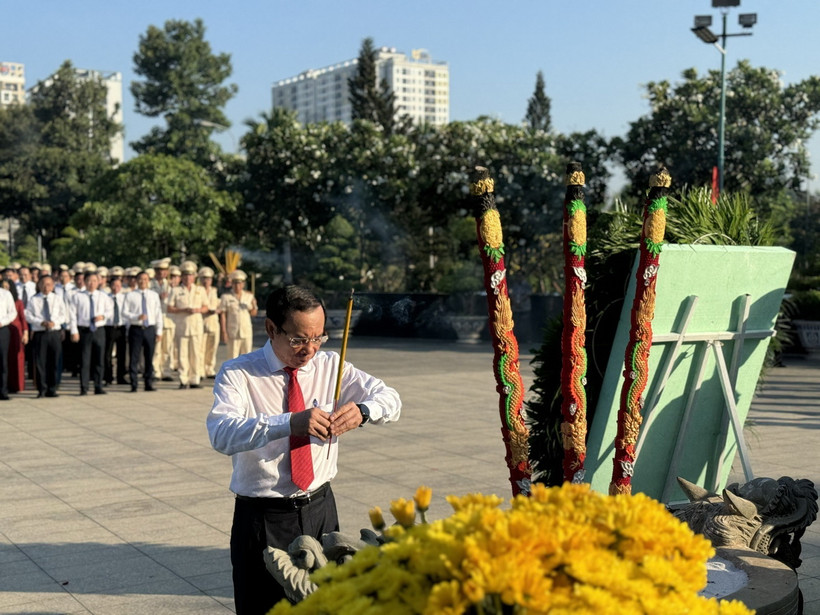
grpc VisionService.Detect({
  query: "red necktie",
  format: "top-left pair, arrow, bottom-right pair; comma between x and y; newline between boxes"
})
285,367 -> 314,491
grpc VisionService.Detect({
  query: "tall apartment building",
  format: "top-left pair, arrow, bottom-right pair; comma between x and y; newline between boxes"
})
30,67 -> 124,164
272,47 -> 449,127
0,62 -> 26,107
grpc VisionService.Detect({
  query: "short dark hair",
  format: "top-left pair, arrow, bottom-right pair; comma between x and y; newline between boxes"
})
265,285 -> 325,330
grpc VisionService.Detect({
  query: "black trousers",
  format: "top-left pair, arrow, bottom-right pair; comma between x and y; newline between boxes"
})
230,484 -> 339,615
128,325 -> 156,389
78,326 -> 106,393
0,325 -> 9,396
104,325 -> 128,384
33,330 -> 62,395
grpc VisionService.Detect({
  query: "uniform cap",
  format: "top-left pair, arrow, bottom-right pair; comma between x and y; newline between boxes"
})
72,261 -> 86,273
83,263 -> 98,274
169,265 -> 182,276
146,267 -> 156,279
40,264 -> 52,274
230,269 -> 248,282
109,266 -> 125,277
198,266 -> 214,278
157,257 -> 171,269
97,266 -> 109,276
180,260 -> 197,274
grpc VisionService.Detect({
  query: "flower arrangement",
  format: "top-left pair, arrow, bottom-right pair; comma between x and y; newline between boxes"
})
270,484 -> 753,615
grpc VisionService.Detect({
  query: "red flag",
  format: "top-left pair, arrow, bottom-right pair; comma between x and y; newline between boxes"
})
711,166 -> 719,204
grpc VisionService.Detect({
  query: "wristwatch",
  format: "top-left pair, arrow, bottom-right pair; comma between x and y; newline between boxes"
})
357,404 -> 370,426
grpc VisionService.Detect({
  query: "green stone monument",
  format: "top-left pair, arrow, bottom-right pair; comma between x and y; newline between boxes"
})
585,244 -> 795,503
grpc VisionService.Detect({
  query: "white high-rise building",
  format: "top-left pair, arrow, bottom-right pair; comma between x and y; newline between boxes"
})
31,68 -> 124,164
272,47 -> 449,127
0,62 -> 26,107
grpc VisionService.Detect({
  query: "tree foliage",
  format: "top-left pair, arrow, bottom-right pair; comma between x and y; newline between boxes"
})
66,154 -> 237,265
0,60 -> 119,243
525,70 -> 552,133
348,37 -> 399,136
617,61 -> 820,199
131,18 -> 238,165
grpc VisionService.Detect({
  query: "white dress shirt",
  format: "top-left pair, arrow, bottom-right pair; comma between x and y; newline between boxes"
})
207,341 -> 401,498
0,289 -> 17,327
122,288 -> 164,336
24,292 -> 69,332
69,289 -> 113,335
16,280 -> 36,306
108,291 -> 127,327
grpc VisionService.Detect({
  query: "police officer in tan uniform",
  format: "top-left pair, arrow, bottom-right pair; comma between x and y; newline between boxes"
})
218,270 -> 258,360
198,266 -> 220,378
150,259 -> 176,380
167,260 -> 207,388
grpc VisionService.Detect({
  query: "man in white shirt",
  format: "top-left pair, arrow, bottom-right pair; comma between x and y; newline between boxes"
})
24,275 -> 68,398
207,285 -> 401,614
122,271 -> 163,392
105,276 -> 129,386
0,284 -> 19,400
16,266 -> 36,308
69,272 -> 113,395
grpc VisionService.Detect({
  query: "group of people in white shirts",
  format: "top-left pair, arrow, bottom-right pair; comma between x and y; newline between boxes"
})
0,258 -> 257,399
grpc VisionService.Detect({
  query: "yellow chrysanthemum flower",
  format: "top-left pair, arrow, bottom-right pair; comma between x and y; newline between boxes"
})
414,485 -> 432,512
369,506 -> 386,531
390,497 -> 416,528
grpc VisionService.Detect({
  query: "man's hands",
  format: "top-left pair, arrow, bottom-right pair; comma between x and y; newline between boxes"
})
289,402 -> 363,441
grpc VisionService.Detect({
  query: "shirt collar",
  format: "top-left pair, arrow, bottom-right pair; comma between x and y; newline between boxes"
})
263,339 -> 316,376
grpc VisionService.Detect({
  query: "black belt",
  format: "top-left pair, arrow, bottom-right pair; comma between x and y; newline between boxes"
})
235,482 -> 330,510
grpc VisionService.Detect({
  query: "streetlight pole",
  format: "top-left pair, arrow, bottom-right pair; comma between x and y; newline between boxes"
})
717,11 -> 727,194
691,3 -> 755,197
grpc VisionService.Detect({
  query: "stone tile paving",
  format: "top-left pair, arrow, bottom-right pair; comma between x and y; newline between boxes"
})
0,336 -> 817,614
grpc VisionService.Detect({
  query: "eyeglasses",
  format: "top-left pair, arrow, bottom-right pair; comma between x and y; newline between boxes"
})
284,334 -> 329,348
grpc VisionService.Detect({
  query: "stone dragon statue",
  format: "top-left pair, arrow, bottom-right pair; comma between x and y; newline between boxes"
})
673,476 -> 818,571
263,529 -> 381,603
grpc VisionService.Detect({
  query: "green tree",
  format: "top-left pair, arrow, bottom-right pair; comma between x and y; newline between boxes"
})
239,109 -> 348,281
66,154 -> 237,265
555,130 -> 614,207
313,214 -> 361,292
525,70 -> 551,133
617,61 -> 820,200
0,61 -> 120,245
348,37 -> 398,135
131,18 -> 237,166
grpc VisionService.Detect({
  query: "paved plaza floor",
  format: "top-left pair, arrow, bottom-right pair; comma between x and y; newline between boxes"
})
0,336 -> 818,614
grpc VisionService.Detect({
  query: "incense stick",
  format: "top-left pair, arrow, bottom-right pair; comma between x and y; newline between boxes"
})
328,289 -> 354,458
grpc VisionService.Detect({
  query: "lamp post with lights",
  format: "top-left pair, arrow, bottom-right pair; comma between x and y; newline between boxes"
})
691,1 -> 757,195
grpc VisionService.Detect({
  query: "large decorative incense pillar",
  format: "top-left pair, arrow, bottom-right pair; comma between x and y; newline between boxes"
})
561,163 -> 588,484
609,166 -> 671,496
469,167 -> 532,496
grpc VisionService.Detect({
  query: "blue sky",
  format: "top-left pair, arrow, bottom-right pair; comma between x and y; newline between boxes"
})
6,0 -> 820,192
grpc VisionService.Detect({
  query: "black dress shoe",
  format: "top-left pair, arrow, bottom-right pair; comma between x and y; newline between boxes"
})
37,392 -> 45,398
117,379 -> 129,385
179,383 -> 189,389
145,385 -> 156,392
130,386 -> 138,392
95,388 -> 106,395
0,394 -> 9,401
46,391 -> 59,398
190,383 -> 201,389
162,376 -> 174,382
80,390 -> 88,396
